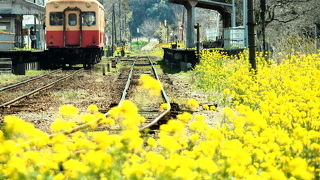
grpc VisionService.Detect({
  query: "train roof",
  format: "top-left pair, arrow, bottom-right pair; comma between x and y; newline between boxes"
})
46,0 -> 104,9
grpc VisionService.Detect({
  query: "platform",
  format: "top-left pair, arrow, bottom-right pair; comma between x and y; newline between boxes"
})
0,0 -> 45,50
0,50 -> 45,74
163,48 -> 197,71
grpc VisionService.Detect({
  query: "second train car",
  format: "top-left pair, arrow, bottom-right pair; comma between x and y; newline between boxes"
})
45,0 -> 105,68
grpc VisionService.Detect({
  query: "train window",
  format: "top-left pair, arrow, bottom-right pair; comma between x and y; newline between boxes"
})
68,14 -> 77,26
82,12 -> 96,26
50,12 -> 63,26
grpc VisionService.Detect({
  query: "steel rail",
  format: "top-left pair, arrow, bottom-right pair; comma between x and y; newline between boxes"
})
113,56 -> 171,131
0,69 -> 62,92
0,69 -> 82,108
119,57 -> 137,105
139,57 -> 171,131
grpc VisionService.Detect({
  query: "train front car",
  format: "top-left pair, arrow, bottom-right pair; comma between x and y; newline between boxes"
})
45,0 -> 105,68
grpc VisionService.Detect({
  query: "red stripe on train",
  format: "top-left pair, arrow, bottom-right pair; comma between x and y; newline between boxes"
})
46,30 -> 104,48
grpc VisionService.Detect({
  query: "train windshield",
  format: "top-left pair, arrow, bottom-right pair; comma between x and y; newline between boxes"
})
82,12 -> 96,26
50,12 -> 63,26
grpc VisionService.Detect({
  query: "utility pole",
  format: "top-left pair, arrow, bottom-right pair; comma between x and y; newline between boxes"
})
119,0 -> 122,44
164,19 -> 169,43
124,14 -> 127,43
182,8 -> 185,43
34,0 -> 37,49
111,3 -> 115,54
315,24 -> 318,53
248,0 -> 256,71
243,0 -> 248,48
232,0 -> 236,27
260,0 -> 266,55
113,4 -> 117,46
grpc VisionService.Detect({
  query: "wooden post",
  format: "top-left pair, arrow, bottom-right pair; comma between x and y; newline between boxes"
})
102,64 -> 106,75
107,63 -> 110,72
194,23 -> 201,60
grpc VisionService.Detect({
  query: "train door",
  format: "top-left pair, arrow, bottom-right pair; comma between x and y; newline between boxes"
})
64,10 -> 81,46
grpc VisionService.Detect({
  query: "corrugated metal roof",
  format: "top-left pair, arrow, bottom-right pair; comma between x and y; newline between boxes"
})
0,0 -> 44,15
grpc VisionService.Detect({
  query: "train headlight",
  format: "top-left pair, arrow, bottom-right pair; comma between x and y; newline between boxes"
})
54,3 -> 59,8
86,2 -> 91,8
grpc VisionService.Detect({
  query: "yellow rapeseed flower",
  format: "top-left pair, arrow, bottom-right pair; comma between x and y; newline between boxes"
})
50,119 -> 77,132
0,130 -> 3,142
160,103 -> 169,111
177,112 -> 193,123
288,157 -> 314,180
58,105 -> 79,118
53,173 -> 65,180
1,50 -> 320,179
147,137 -> 157,148
186,99 -> 199,110
87,104 -> 99,113
203,104 -> 209,110
210,105 -> 217,111
139,74 -> 162,96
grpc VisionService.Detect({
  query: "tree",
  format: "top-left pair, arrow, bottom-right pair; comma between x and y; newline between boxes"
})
100,0 -> 132,45
140,19 -> 159,42
129,0 -> 178,37
254,0 -> 320,52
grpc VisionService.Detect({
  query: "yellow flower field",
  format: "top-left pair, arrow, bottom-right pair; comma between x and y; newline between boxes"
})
0,51 -> 319,179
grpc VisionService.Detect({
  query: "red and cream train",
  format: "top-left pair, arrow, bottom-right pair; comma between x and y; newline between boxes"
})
45,0 -> 105,67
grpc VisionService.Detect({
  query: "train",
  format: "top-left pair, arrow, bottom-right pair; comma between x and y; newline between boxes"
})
44,0 -> 105,68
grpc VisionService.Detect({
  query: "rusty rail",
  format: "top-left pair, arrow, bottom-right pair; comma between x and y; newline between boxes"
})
0,69 -> 61,92
139,57 -> 171,131
117,56 -> 171,131
0,69 -> 82,108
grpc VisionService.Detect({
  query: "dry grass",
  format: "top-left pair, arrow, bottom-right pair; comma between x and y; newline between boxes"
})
52,89 -> 87,104
0,70 -> 49,86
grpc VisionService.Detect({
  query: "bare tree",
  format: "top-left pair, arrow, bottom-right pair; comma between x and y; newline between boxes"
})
140,19 -> 159,42
255,0 -> 320,52
195,8 -> 221,41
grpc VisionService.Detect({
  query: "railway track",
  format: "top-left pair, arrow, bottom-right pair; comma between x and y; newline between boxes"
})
0,69 -> 61,92
107,56 -> 171,131
15,56 -> 171,146
0,69 -> 83,108
122,57 -> 170,131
